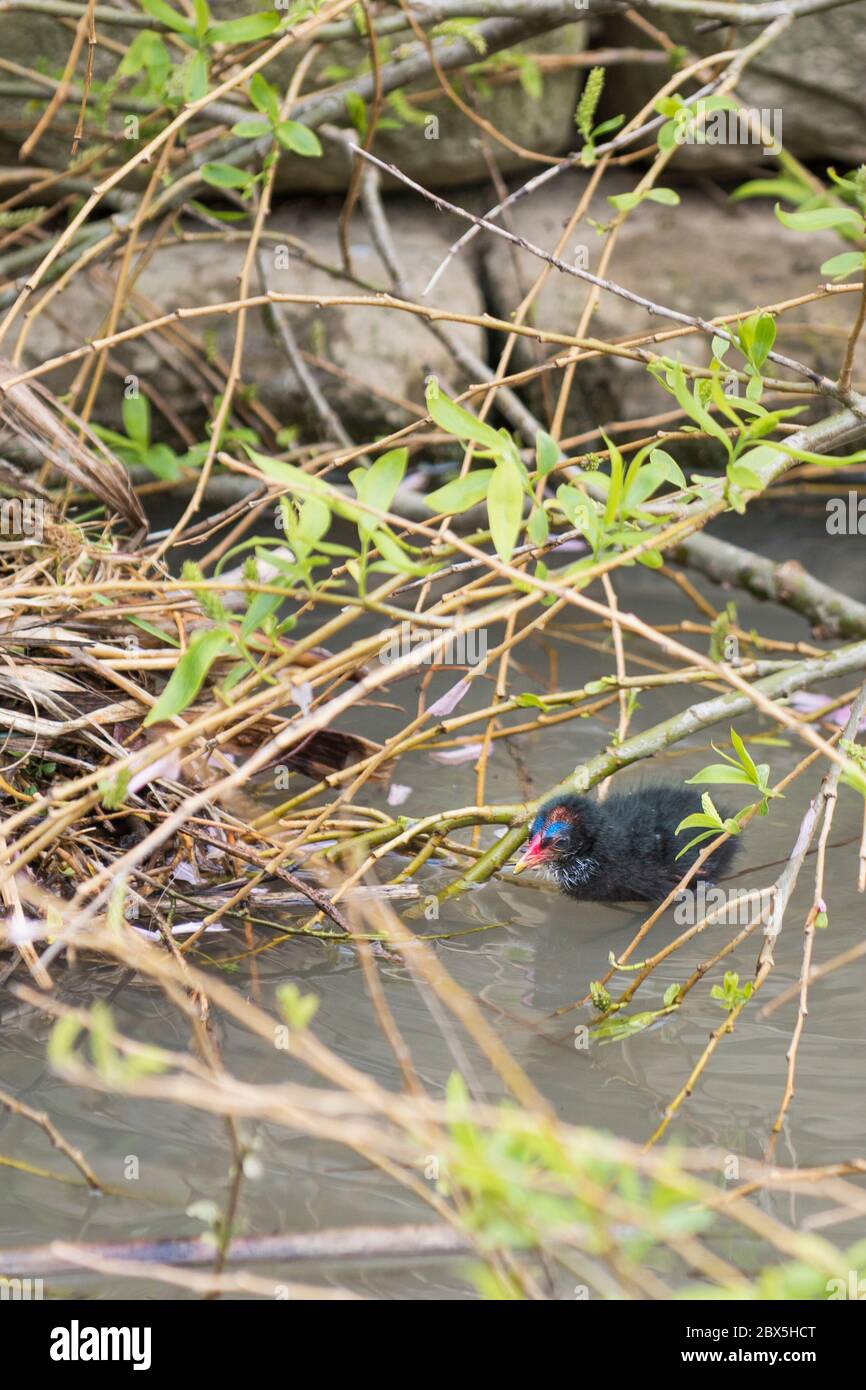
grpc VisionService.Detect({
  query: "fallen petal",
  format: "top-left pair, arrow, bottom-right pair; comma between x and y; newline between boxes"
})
128,749 -> 181,794
429,742 -> 484,765
387,783 -> 412,807
291,681 -> 313,714
428,677 -> 471,718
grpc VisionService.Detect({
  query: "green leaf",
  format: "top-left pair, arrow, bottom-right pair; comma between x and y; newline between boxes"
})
142,443 -> 183,481
192,0 -> 210,39
296,495 -> 331,547
245,447 -> 362,526
591,1009 -> 662,1044
686,764 -> 756,786
352,447 -> 407,539
751,313 -> 776,367
515,692 -> 549,710
183,49 -> 208,102
601,432 -> 624,525
231,116 -> 271,139
143,627 -> 233,724
622,448 -> 685,510
207,13 -> 281,43
239,588 -> 283,639
120,29 -> 168,76
425,470 -> 493,515
249,72 -> 280,120
698,95 -> 740,114
646,187 -> 680,206
48,1012 -> 83,1070
650,447 -> 686,485
140,0 -> 195,36
556,485 -> 602,552
370,528 -> 423,574
276,120 -> 322,157
189,199 -> 248,223
122,391 -> 149,446
535,430 -> 560,477
446,1069 -> 470,1112
344,90 -> 367,136
637,547 -> 663,568
710,970 -> 753,1010
820,250 -> 866,280
252,457 -> 329,501
99,766 -> 130,811
608,190 -> 642,212
488,458 -> 524,563
527,505 -> 549,546
667,361 -> 732,459
775,203 -> 864,234
276,982 -> 319,1031
729,728 -> 759,781
675,829 -> 720,857
592,113 -> 625,140
760,439 -> 866,468
656,120 -> 680,154
730,176 -> 809,205
425,377 -> 505,454
518,57 -> 542,100
200,162 -> 254,189
125,1045 -> 169,1078
120,29 -> 171,99
728,461 -> 763,491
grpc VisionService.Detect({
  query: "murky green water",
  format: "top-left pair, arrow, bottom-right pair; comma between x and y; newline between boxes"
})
2,500 -> 865,1298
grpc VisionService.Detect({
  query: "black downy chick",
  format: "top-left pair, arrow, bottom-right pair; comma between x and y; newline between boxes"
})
511,786 -> 738,903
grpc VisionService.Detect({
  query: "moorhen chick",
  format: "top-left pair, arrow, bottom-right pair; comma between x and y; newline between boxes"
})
511,786 -> 738,903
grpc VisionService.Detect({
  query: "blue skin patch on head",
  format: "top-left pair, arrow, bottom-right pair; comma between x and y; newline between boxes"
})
533,815 -> 568,840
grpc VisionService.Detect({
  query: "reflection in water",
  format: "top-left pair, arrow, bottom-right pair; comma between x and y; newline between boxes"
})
2,502 -> 866,1297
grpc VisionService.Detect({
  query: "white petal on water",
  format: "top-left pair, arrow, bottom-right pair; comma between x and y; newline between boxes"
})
429,742 -> 484,765
9,913 -> 41,944
789,692 -> 866,730
131,920 -> 228,941
128,749 -> 181,794
291,681 -> 313,714
427,677 -> 471,718
170,859 -> 201,886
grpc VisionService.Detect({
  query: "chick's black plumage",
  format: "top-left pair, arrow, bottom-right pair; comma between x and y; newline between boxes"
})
516,786 -> 738,903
